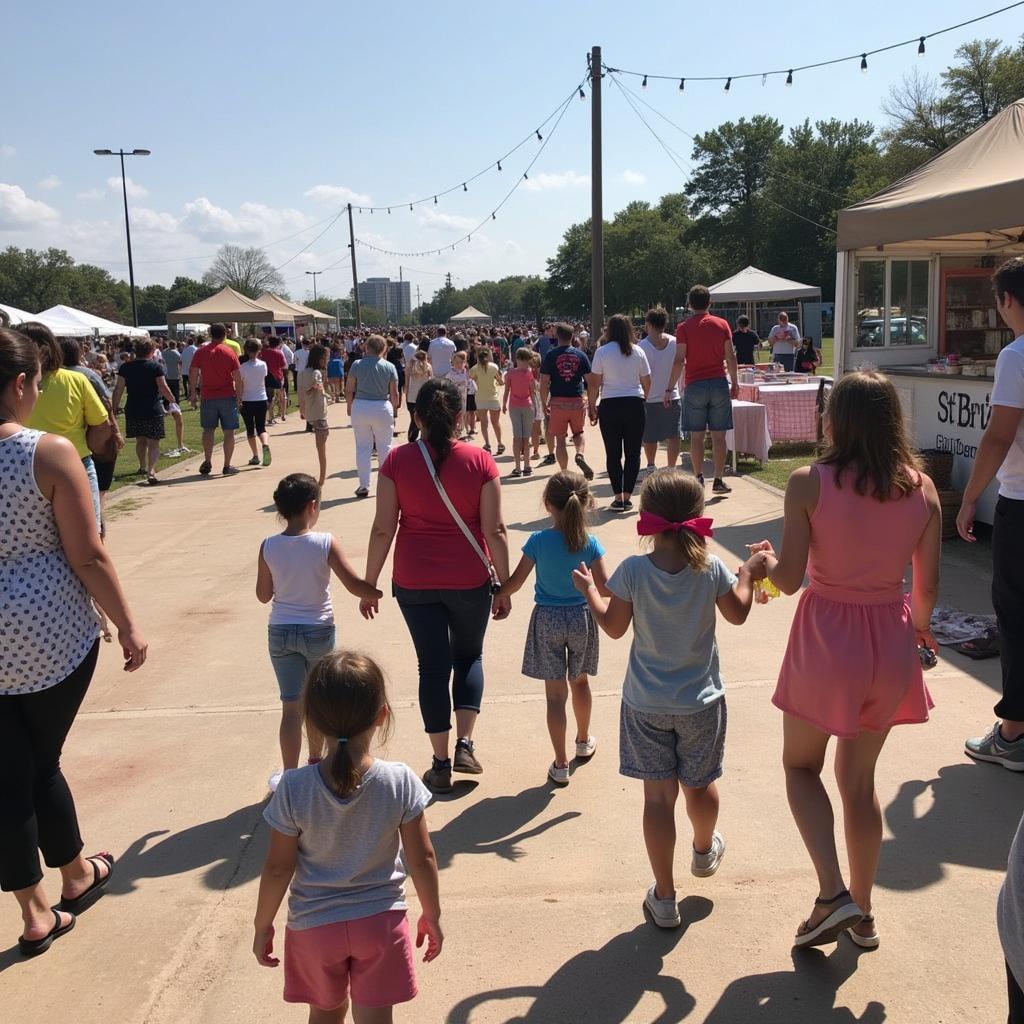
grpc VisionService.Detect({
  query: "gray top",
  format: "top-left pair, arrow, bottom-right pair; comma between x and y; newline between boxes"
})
163,348 -> 182,379
607,553 -> 736,715
68,364 -> 110,402
263,759 -> 431,930
351,356 -> 399,401
1000,810 -> 1024,990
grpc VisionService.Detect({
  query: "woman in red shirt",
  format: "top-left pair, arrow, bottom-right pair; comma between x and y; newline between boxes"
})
361,379 -> 512,793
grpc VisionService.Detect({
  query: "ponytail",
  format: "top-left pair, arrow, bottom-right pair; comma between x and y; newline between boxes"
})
414,379 -> 462,471
543,469 -> 592,553
327,737 -> 361,800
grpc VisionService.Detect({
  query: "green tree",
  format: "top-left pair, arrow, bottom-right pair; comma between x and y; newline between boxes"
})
0,246 -> 75,312
136,284 -> 170,325
942,38 -> 1024,134
64,264 -> 131,321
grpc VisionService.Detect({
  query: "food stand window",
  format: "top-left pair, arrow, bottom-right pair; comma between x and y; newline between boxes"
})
940,265 -> 1014,357
854,258 -> 931,349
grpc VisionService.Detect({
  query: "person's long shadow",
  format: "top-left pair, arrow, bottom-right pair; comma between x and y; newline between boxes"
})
446,897 -> 710,1023
701,945 -> 883,1023
877,762 -> 1021,890
105,801 -> 269,895
431,783 -> 581,871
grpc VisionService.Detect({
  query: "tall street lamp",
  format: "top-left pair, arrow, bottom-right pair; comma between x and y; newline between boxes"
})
94,148 -> 150,327
305,270 -> 323,302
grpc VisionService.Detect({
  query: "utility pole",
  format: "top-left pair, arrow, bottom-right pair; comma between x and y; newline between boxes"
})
399,265 -> 403,322
305,269 -> 322,302
347,203 -> 361,326
590,46 -> 604,345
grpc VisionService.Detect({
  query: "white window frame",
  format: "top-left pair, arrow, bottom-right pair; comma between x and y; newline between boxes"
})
852,255 -> 936,352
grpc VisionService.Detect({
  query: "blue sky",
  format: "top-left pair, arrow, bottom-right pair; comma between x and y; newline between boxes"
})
3,0 -> 1016,304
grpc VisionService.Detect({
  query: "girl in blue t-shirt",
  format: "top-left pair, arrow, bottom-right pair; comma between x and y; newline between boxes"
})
572,468 -> 765,930
499,471 -> 608,786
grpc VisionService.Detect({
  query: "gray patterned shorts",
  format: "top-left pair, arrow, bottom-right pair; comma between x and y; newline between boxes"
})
619,698 -> 727,788
522,604 -> 599,681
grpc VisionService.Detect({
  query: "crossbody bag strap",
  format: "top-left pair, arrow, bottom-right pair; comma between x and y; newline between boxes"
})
416,440 -> 497,584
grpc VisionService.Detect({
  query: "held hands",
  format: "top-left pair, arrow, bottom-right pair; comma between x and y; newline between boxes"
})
119,626 -> 147,671
741,551 -> 770,581
746,540 -> 776,557
572,562 -> 595,595
491,592 -> 511,620
359,595 -> 380,620
354,581 -> 384,603
416,915 -> 444,962
253,924 -> 279,967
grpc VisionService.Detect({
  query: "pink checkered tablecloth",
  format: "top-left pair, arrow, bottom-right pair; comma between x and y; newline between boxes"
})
736,383 -> 821,443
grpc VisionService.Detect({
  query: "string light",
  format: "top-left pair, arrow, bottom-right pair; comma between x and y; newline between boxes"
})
536,129 -> 543,141
860,53 -> 868,72
579,86 -> 586,100
523,172 -> 529,180
462,182 -> 467,191
786,69 -> 793,85
918,36 -> 926,54
641,74 -> 648,88
679,78 -> 685,91
724,77 -> 731,91
433,196 -> 437,204
492,212 -> 496,220
497,160 -> 502,171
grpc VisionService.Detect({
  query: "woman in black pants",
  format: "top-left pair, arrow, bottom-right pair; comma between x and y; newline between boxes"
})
360,379 -> 511,793
0,328 -> 146,957
587,314 -> 652,511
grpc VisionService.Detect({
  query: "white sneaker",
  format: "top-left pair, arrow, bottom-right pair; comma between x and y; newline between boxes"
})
691,831 -> 726,877
644,883 -> 681,928
268,770 -> 283,793
575,735 -> 597,759
548,762 -> 570,786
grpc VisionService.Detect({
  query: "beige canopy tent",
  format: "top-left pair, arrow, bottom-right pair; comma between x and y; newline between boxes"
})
837,97 -> 1024,253
165,286 -> 276,335
254,293 -> 332,327
449,305 -> 491,325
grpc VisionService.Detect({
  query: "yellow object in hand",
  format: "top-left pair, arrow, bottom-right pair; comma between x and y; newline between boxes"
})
754,578 -> 781,602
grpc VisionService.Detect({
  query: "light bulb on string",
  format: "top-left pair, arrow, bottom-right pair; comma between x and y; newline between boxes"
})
536,129 -> 543,141
492,212 -> 496,220
463,182 -> 468,191
679,78 -> 685,91
409,204 -> 413,211
641,74 -> 647,88
860,54 -> 868,72
387,208 -> 391,214
918,37 -> 926,55
724,77 -> 731,91
578,86 -> 586,100
786,69 -> 793,86
497,160 -> 502,171
434,196 -> 438,204
523,172 -> 529,180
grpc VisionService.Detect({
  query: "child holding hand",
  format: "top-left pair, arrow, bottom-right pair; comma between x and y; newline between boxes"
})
253,651 -> 442,1024
573,468 -> 764,929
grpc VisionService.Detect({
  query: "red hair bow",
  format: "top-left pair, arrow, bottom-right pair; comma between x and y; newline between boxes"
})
636,511 -> 714,538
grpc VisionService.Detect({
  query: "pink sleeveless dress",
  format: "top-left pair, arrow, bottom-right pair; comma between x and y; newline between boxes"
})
772,463 -> 934,738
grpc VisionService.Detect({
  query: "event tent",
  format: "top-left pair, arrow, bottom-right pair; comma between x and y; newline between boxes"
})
837,97 -> 1024,252
254,293 -> 331,326
165,286 -> 276,335
449,305 -> 491,324
0,302 -> 36,326
708,266 -> 821,303
38,304 -> 148,337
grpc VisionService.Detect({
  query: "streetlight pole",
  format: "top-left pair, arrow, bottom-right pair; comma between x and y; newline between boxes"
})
305,270 -> 323,302
93,148 -> 150,327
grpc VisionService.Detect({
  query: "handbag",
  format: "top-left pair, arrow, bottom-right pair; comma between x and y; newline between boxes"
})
416,440 -> 500,594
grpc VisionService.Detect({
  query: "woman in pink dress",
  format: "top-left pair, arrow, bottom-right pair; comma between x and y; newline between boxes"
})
752,370 -> 941,951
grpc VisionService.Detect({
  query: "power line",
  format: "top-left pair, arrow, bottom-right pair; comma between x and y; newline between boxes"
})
603,2 -> 1024,87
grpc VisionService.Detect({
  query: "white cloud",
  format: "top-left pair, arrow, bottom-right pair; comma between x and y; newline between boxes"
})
77,188 -> 104,200
417,208 -> 475,232
37,175 -> 62,191
131,207 -> 179,233
180,197 -> 310,242
623,169 -> 647,185
304,184 -> 373,207
521,170 -> 590,192
0,183 -> 59,229
108,175 -> 148,198
0,145 -> 15,158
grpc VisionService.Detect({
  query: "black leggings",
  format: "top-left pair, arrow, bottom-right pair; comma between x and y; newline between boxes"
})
598,396 -> 646,496
0,640 -> 100,892
1009,962 -> 1024,1024
241,400 -> 268,439
407,402 -> 419,443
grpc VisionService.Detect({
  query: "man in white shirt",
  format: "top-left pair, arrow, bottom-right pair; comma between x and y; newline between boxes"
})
401,332 -> 419,366
180,338 -> 198,399
959,256 -> 1024,771
768,312 -> 801,371
428,326 -> 456,378
638,307 -> 681,472
294,339 -> 309,375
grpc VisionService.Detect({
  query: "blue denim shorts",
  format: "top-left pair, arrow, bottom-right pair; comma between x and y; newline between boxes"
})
682,378 -> 733,432
268,624 -> 336,702
81,456 -> 101,533
200,397 -> 239,431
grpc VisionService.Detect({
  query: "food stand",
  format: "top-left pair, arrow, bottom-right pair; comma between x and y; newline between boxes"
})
834,98 -> 1024,524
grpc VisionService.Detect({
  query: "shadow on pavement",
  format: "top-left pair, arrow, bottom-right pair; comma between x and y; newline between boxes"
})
700,945 -> 881,1023
431,783 -> 580,871
446,898 -> 709,1023
106,801 -> 269,895
877,762 -> 1019,890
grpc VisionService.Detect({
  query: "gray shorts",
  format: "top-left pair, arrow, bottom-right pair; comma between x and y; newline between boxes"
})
522,604 -> 599,681
643,399 -> 682,444
619,698 -> 727,788
510,405 -> 533,439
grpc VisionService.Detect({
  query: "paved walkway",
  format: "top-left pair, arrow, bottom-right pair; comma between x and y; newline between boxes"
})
1,406 -> 1013,1023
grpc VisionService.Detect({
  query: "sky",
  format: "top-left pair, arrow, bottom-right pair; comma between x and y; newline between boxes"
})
3,0 -> 1018,307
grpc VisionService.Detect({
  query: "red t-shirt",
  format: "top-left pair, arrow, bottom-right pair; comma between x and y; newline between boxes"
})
676,313 -> 732,386
191,343 -> 241,399
263,347 -> 287,382
380,441 -> 500,589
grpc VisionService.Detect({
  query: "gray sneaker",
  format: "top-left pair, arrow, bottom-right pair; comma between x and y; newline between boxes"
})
644,884 -> 681,928
692,831 -> 726,877
965,723 -> 1024,771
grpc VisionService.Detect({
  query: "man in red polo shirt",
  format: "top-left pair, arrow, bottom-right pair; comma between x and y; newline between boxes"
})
668,284 -> 739,494
189,322 -> 243,476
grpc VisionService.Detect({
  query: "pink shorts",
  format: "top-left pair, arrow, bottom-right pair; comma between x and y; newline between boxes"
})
548,397 -> 586,438
284,910 -> 417,1010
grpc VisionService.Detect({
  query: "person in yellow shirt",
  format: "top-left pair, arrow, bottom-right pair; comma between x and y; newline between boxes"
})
21,323 -> 110,530
222,324 -> 243,358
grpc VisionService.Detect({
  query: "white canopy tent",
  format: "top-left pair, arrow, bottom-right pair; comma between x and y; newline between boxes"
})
708,266 -> 822,343
449,305 -> 492,325
38,304 -> 149,338
0,302 -> 37,327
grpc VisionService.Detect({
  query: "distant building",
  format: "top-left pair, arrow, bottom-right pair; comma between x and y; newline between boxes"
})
356,277 -> 411,321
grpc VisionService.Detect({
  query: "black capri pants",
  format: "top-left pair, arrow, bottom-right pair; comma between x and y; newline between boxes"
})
598,396 -> 646,496
241,400 -> 268,438
0,640 -> 100,892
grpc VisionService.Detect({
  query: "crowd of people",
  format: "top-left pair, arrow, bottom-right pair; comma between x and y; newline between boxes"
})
3,258 -> 1024,1024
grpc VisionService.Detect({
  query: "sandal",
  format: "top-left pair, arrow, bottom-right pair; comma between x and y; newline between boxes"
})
848,913 -> 879,949
794,889 -> 863,949
18,908 -> 75,958
482,444 -> 492,453
510,468 -> 522,478
956,629 -> 1000,660
496,444 -> 506,455
59,852 -> 114,914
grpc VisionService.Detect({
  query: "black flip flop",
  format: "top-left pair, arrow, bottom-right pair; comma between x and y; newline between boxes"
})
956,630 -> 1001,661
59,852 -> 114,914
18,908 -> 75,958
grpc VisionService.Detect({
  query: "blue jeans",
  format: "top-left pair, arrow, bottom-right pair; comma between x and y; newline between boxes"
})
394,583 -> 492,734
268,624 -> 336,702
81,457 -> 101,533
774,353 -> 795,372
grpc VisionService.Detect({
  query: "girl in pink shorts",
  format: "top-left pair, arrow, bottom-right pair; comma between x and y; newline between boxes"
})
253,652 -> 443,1023
750,370 -> 941,953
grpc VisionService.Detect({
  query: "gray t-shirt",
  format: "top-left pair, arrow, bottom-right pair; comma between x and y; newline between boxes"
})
263,759 -> 431,930
351,357 -> 399,401
163,348 -> 182,380
999,810 -> 1024,990
607,553 -> 736,715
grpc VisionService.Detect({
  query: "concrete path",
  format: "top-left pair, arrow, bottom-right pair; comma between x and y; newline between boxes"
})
1,407 -> 1013,1024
